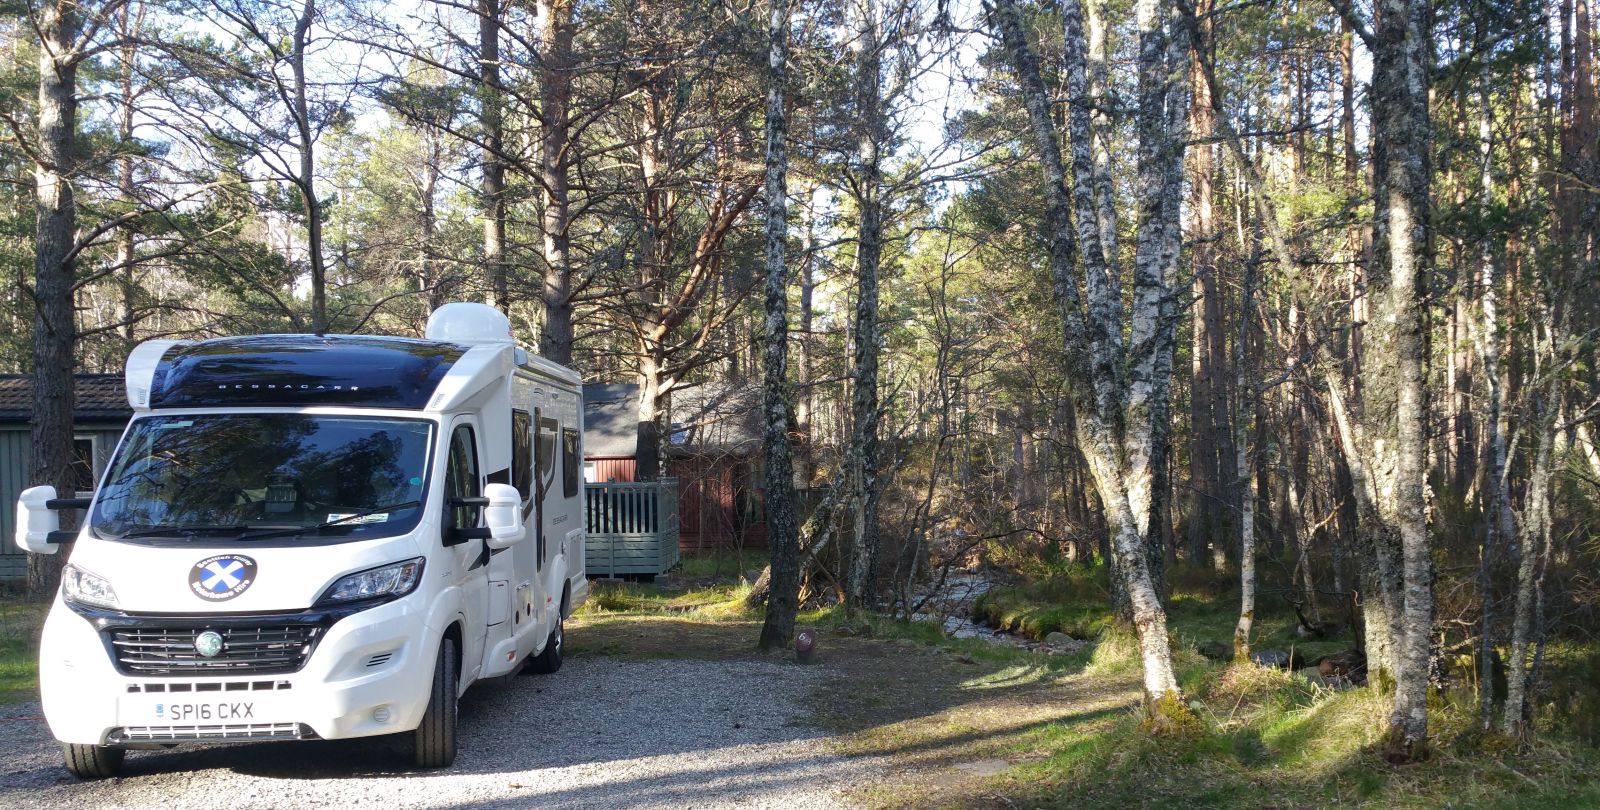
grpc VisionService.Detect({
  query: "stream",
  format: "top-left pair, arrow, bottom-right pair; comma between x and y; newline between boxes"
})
909,571 -> 1087,654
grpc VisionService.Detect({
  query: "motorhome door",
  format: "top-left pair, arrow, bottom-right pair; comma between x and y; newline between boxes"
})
442,419 -> 489,679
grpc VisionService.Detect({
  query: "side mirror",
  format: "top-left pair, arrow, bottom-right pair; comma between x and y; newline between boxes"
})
15,485 -> 87,554
483,483 -> 525,549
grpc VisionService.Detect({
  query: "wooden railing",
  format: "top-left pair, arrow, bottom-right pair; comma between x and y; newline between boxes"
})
584,479 -> 680,577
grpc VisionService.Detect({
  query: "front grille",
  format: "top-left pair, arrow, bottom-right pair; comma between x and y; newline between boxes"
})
126,680 -> 291,693
109,722 -> 314,743
109,625 -> 321,675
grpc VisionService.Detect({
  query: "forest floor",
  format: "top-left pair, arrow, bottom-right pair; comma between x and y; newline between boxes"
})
4,567 -> 1600,808
576,559 -> 1600,808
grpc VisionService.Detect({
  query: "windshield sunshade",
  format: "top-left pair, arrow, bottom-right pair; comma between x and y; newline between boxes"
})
92,414 -> 433,543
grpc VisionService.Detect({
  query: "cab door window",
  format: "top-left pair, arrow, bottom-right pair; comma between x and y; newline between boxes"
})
443,425 -> 481,538
511,410 -> 533,501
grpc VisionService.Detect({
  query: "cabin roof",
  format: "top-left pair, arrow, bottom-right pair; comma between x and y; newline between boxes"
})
582,384 -> 639,457
0,374 -> 131,423
581,380 -> 762,459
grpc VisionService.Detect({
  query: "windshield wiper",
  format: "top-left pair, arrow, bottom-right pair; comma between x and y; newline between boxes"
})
114,524 -> 270,540
235,500 -> 422,542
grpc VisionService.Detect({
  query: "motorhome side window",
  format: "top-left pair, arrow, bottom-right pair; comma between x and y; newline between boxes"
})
536,415 -> 557,492
562,428 -> 579,498
511,410 -> 533,500
445,425 -> 481,531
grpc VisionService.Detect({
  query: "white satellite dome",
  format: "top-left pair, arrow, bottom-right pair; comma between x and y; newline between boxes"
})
425,302 -> 515,345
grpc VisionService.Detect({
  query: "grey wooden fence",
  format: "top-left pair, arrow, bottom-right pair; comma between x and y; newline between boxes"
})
584,479 -> 680,577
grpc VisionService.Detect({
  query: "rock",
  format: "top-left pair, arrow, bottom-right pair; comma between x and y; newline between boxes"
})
1250,649 -> 1291,668
1044,631 -> 1073,645
1297,666 -> 1328,686
1312,648 -> 1367,686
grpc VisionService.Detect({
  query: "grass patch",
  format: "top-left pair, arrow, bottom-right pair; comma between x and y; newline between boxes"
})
563,564 -> 1600,808
578,579 -> 753,621
0,600 -> 44,706
971,569 -> 1113,641
984,668 -> 1600,809
975,566 -> 1349,666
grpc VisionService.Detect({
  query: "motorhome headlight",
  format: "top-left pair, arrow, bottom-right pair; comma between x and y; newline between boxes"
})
318,557 -> 425,604
62,564 -> 119,609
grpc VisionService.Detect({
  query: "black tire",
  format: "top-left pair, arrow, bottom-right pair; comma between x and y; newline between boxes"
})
526,612 -> 564,674
412,637 -> 458,769
62,743 -> 124,780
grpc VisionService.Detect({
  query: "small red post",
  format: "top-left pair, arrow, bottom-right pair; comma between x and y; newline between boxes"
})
795,629 -> 816,664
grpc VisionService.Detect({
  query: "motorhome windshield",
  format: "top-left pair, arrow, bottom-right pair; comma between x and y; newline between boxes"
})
91,414 -> 433,543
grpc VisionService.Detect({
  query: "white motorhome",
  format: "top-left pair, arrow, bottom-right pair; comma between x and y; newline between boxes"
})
14,303 -> 587,778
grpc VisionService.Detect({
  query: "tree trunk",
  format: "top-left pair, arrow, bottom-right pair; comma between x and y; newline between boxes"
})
1233,252 -> 1258,660
1186,0 -> 1227,567
116,3 -> 142,348
419,131 -> 443,315
1473,45 -> 1512,731
480,0 -> 509,314
28,0 -> 83,601
845,0 -> 884,612
995,0 -> 1183,704
1363,0 -> 1434,754
292,0 -> 327,334
1086,0 -> 1118,273
538,0 -> 575,362
757,0 -> 799,651
1502,328 -> 1558,735
795,187 -> 819,487
635,354 -> 666,480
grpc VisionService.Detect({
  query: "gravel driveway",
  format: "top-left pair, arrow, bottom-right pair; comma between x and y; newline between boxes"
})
0,657 -> 885,809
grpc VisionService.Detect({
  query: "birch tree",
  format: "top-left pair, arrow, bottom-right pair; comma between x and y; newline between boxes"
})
1323,0 -> 1435,757
757,0 -> 800,650
991,0 -> 1186,707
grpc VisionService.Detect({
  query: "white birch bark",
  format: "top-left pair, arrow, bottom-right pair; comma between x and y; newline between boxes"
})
995,0 -> 1181,703
1233,254 -> 1257,659
757,0 -> 800,651
1473,54 -> 1512,730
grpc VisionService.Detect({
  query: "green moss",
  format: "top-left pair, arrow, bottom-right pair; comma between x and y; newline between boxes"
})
1140,691 -> 1206,739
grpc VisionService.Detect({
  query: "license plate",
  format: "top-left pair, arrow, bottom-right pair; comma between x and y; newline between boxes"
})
121,693 -> 289,725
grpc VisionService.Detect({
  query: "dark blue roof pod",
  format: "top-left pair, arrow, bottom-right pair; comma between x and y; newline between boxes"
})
149,335 -> 467,410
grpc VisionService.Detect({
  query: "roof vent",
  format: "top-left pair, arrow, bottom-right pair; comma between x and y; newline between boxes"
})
425,302 -> 514,346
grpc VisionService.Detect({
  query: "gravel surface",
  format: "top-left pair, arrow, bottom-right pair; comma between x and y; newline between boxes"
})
0,658 -> 886,809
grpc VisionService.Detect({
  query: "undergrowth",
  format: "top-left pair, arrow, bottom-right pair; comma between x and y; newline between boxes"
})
573,557 -> 1600,807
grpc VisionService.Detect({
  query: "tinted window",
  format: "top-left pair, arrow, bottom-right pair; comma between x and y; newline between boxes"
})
512,410 -> 532,500
92,414 -> 432,543
536,416 -> 557,494
563,429 -> 580,498
444,425 -> 480,530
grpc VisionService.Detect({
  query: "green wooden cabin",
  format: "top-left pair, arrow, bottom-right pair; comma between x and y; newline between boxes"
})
0,375 -> 131,583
